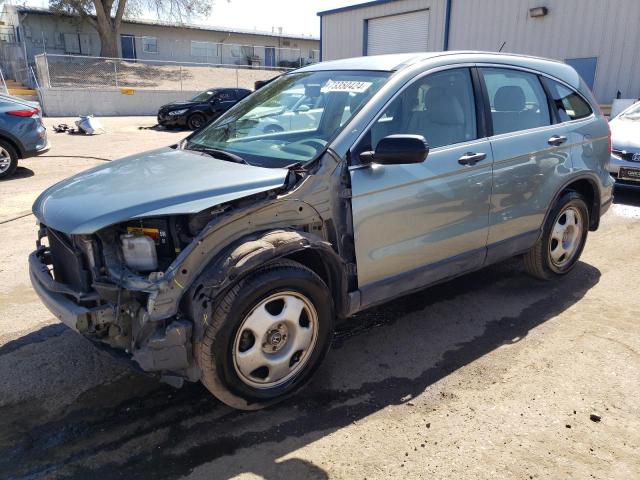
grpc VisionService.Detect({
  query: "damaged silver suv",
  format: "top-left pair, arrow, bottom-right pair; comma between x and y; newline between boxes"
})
30,52 -> 613,409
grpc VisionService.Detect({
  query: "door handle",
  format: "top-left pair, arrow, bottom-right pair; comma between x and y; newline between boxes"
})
458,152 -> 487,166
548,135 -> 567,146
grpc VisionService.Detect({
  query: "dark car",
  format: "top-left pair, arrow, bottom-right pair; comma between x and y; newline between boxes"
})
157,88 -> 252,130
0,94 -> 49,179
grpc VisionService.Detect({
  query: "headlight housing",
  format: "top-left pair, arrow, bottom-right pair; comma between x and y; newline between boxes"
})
168,109 -> 188,116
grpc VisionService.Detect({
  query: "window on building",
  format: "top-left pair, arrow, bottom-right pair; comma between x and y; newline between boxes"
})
191,41 -> 219,59
481,68 -> 551,135
542,78 -> 593,121
142,37 -> 158,54
63,33 -> 81,54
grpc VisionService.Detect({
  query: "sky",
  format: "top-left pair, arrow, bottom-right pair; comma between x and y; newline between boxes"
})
20,0 -> 371,38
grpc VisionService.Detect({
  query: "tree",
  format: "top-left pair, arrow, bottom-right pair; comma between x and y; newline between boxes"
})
50,0 -> 212,57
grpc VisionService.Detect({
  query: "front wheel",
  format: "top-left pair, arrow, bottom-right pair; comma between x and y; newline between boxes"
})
194,260 -> 334,410
523,191 -> 589,280
186,113 -> 206,130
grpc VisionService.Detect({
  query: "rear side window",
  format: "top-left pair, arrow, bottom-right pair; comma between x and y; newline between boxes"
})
542,78 -> 593,121
481,68 -> 551,135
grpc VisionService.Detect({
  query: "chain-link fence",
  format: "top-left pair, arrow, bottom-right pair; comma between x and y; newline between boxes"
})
34,53 -> 301,90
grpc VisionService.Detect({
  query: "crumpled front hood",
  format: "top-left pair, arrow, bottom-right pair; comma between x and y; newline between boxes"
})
610,118 -> 640,151
33,148 -> 288,234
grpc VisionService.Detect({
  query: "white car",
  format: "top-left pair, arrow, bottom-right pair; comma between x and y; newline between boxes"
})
608,101 -> 640,184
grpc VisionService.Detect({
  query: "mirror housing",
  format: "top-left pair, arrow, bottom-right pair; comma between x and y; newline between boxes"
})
360,134 -> 429,165
294,104 -> 311,113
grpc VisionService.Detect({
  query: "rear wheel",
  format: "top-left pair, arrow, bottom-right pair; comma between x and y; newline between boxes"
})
0,141 -> 18,180
523,191 -> 589,280
194,260 -> 334,410
187,113 -> 206,130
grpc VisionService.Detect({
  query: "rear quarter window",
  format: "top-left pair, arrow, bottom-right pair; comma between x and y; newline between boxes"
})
542,78 -> 593,121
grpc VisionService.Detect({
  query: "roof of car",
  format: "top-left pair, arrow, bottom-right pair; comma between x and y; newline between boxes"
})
296,51 -> 565,73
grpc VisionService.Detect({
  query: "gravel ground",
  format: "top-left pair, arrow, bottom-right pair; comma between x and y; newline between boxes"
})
0,117 -> 639,479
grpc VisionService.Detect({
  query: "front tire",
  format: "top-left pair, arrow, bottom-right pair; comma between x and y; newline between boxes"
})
523,191 -> 589,280
194,260 -> 334,410
0,140 -> 18,180
186,113 -> 206,130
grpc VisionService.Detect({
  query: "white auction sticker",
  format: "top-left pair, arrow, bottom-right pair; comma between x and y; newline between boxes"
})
321,80 -> 372,93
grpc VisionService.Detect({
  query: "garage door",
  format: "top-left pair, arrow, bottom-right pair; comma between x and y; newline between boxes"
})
367,9 -> 430,56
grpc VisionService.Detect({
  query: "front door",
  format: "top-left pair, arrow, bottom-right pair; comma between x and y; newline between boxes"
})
120,35 -> 136,60
265,47 -> 276,67
349,67 -> 493,299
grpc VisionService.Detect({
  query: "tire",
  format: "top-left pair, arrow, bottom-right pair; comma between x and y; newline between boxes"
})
194,259 -> 334,410
186,113 -> 206,130
0,140 -> 19,180
523,191 -> 589,280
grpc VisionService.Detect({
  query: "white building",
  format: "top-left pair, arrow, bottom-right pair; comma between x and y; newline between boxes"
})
318,0 -> 640,104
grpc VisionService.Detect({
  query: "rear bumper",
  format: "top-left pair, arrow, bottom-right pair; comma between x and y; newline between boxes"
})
23,142 -> 51,159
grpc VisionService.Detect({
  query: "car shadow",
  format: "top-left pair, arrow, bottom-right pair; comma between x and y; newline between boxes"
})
0,259 -> 601,479
0,166 -> 35,181
613,184 -> 640,207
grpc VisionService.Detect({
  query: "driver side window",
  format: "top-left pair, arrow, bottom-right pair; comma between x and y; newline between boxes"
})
359,68 -> 478,155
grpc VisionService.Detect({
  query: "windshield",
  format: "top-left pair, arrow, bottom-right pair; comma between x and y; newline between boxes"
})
620,102 -> 640,121
191,89 -> 218,102
185,70 -> 390,168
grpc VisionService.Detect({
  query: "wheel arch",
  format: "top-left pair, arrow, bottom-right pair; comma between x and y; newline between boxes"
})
0,132 -> 25,158
185,229 -> 348,341
545,174 -> 602,233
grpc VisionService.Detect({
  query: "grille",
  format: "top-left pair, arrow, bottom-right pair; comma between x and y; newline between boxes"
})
47,228 -> 92,292
612,150 -> 640,162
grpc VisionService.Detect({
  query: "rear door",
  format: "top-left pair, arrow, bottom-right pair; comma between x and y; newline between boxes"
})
479,66 -> 572,262
350,67 -> 493,293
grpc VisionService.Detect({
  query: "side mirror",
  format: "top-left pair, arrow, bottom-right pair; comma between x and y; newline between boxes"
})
360,134 -> 429,165
294,104 -> 311,113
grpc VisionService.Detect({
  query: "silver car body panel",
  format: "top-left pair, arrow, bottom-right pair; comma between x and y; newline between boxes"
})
336,53 -> 612,295
32,148 -> 289,234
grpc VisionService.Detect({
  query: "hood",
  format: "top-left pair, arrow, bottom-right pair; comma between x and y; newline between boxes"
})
33,148 -> 289,234
162,101 -> 199,110
610,117 -> 640,151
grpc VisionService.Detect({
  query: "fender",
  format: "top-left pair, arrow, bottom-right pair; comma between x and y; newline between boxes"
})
538,172 -> 603,241
186,228 -> 348,341
146,197 -> 327,320
0,131 -> 26,157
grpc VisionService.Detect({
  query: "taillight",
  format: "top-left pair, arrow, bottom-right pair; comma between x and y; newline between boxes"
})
6,108 -> 40,117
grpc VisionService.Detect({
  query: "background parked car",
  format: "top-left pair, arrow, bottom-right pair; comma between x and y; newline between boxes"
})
608,101 -> 640,184
0,94 -> 49,180
157,88 -> 252,130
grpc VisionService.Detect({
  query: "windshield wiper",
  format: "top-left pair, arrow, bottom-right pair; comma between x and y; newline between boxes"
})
186,144 -> 249,165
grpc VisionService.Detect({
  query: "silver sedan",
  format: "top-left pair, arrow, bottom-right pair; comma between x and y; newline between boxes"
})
608,101 -> 640,183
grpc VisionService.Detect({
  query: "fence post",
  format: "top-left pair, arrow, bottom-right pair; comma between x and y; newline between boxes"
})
0,68 -> 7,94
179,65 -> 183,91
113,61 -> 119,88
235,67 -> 239,88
